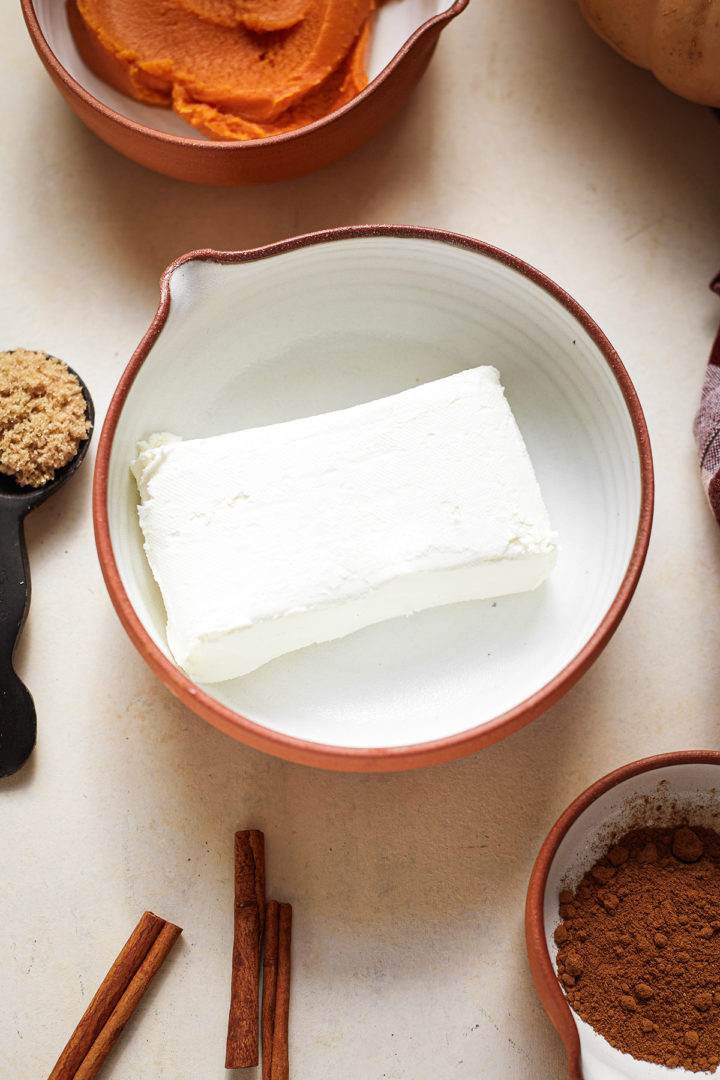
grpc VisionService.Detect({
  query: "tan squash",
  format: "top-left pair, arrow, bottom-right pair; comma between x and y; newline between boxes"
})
577,0 -> 720,105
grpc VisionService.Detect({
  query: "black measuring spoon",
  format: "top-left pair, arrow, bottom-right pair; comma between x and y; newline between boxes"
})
0,365 -> 94,778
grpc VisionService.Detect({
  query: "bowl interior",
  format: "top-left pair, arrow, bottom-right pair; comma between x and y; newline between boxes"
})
541,761 -> 720,1079
31,0 -> 454,139
103,232 -> 648,752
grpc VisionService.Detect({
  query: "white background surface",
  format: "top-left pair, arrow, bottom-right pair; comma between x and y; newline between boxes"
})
2,2 -> 720,1078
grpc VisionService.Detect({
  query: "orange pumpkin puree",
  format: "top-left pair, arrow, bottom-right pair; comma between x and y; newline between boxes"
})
177,0 -> 311,32
68,0 -> 374,140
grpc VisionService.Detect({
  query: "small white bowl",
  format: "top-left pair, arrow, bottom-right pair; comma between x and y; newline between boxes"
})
527,752 -> 720,1080
93,225 -> 653,770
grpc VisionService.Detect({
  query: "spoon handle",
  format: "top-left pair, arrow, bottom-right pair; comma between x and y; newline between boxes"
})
0,503 -> 36,778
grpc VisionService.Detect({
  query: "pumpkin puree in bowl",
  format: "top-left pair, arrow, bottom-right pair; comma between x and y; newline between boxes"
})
67,0 -> 374,139
177,0 -> 310,32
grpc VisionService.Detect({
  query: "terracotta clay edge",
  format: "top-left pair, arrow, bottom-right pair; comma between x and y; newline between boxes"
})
525,750 -> 720,1079
93,224 -> 654,772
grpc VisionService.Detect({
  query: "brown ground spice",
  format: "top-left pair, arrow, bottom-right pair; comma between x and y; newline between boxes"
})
0,349 -> 90,487
555,825 -> 720,1072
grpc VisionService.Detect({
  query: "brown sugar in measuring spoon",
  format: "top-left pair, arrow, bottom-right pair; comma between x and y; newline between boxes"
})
0,350 -> 93,778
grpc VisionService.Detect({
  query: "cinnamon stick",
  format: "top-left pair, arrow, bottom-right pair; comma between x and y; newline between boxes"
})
272,903 -> 292,1080
262,901 -> 292,1080
47,911 -> 182,1080
225,829 -> 265,1069
261,901 -> 279,1080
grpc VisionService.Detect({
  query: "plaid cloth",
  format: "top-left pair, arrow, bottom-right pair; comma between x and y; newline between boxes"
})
694,273 -> 720,523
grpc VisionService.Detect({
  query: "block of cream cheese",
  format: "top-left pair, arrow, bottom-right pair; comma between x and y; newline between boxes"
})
131,367 -> 558,682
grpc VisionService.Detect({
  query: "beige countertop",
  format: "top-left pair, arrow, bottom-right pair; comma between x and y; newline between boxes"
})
3,2 -> 720,1078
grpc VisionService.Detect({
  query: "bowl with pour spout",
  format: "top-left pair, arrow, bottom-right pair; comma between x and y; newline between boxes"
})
93,224 -> 652,770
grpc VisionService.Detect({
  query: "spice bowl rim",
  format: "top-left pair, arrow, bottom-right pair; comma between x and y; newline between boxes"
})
92,222 -> 653,772
525,749 -> 720,1080
20,0 -> 470,184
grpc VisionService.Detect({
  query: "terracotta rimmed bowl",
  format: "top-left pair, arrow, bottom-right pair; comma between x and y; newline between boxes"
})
526,751 -> 720,1079
93,224 -> 653,771
21,0 -> 468,185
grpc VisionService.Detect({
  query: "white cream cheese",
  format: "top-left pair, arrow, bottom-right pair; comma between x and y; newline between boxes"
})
131,367 -> 558,683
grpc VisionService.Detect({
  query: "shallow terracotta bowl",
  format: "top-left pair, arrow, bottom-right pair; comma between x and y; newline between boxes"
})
526,751 -> 720,1080
21,0 -> 468,185
93,224 -> 653,771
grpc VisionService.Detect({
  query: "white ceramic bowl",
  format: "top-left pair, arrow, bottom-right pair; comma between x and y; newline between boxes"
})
93,225 -> 653,770
527,752 -> 720,1080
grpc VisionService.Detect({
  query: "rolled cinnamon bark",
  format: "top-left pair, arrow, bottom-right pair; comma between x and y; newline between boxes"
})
271,903 -> 292,1080
225,829 -> 266,1068
262,900 -> 292,1080
47,911 -> 181,1080
261,901 -> 280,1080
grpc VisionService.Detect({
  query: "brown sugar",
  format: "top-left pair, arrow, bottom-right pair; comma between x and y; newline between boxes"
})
555,825 -> 720,1073
0,349 -> 90,488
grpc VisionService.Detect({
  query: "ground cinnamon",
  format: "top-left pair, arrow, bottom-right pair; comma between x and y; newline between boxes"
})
555,824 -> 720,1072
